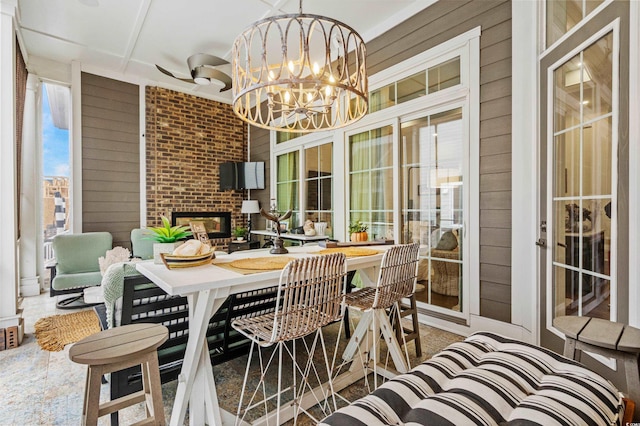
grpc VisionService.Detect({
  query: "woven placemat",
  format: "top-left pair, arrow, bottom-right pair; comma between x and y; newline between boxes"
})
318,247 -> 380,257
34,309 -> 101,352
228,256 -> 294,271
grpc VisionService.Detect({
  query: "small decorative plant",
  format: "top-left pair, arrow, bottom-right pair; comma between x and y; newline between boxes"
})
349,221 -> 369,242
348,221 -> 368,234
147,216 -> 192,243
232,226 -> 247,239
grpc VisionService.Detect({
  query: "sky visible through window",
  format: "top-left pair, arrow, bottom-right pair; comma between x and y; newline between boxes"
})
42,84 -> 70,177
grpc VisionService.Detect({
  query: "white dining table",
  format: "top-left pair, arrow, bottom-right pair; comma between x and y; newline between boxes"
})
136,244 -> 403,426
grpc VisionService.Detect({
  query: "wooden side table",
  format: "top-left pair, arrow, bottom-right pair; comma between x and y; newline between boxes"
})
69,323 -> 169,425
554,315 -> 640,420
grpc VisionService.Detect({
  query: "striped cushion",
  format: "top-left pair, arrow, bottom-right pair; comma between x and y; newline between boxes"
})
320,332 -> 624,426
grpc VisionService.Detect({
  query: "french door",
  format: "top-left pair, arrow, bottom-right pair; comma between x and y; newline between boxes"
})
539,1 -> 629,351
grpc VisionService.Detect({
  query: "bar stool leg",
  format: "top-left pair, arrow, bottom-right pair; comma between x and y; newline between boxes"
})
143,352 -> 166,425
84,366 -> 103,426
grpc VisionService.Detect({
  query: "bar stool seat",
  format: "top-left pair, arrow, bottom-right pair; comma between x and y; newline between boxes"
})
69,323 -> 168,426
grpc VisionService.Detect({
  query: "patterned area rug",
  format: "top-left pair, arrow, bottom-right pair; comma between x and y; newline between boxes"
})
34,309 -> 101,352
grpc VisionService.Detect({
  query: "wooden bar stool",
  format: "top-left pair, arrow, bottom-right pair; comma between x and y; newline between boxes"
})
69,323 -> 168,426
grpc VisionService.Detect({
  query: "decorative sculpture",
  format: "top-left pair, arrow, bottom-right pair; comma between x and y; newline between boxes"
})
260,208 -> 292,254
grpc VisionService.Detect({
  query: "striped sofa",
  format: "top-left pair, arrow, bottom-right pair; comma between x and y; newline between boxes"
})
321,332 -> 624,426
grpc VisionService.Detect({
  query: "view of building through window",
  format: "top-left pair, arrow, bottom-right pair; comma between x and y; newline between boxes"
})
42,83 -> 71,252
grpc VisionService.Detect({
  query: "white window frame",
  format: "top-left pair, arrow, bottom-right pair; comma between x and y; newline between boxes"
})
269,27 -> 480,322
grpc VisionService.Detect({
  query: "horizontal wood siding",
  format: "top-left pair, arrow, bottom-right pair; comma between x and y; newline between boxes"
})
249,124 -> 271,230
81,72 -> 140,249
366,0 -> 513,322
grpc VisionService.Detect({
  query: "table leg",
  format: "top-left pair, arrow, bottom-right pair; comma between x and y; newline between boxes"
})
375,309 -> 409,374
342,310 -> 373,362
170,290 -> 226,426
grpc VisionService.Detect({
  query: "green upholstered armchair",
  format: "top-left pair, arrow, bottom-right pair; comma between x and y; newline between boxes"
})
50,232 -> 112,308
130,228 -> 154,260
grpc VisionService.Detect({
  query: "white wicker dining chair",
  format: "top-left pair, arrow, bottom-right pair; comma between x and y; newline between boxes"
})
231,253 -> 347,425
341,243 -> 420,390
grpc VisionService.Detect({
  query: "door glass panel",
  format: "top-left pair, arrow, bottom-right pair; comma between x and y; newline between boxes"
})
583,32 -> 613,121
400,108 -> 463,312
550,31 -> 614,321
554,129 -> 580,197
554,54 -> 582,132
582,277 -> 610,319
582,117 -> 612,196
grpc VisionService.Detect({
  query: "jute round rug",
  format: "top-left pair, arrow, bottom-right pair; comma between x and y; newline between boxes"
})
34,309 -> 101,352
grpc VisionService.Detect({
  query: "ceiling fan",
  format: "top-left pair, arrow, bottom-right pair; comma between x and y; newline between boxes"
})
156,53 -> 232,92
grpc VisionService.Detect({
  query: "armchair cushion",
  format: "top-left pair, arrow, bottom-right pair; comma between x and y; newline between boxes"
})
51,232 -> 112,292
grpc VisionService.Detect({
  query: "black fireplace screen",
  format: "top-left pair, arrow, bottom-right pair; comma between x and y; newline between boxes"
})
172,212 -> 232,239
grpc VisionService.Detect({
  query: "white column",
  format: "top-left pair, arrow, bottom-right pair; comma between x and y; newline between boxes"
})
19,74 -> 40,297
0,0 -> 21,329
511,0 -> 539,343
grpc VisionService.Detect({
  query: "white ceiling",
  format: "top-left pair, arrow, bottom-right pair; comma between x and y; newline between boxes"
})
17,0 -> 435,104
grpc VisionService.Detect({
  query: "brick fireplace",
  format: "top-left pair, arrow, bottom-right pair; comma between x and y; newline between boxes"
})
145,86 -> 247,249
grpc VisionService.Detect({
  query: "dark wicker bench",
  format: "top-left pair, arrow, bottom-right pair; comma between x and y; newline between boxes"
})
108,274 -> 278,425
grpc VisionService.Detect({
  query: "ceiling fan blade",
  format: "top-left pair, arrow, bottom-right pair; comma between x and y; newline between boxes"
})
155,64 -> 196,84
187,53 -> 228,70
193,67 -> 232,92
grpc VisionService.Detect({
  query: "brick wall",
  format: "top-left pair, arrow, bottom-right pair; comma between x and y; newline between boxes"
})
145,86 -> 247,249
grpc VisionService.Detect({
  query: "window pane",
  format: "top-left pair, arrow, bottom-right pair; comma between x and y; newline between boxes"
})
582,277 -> 609,319
277,152 -> 298,181
554,128 -> 580,198
582,117 -> 612,196
304,142 -> 333,235
350,171 -> 370,211
350,131 -> 370,171
554,265 -> 578,317
371,126 -> 393,168
546,0 -> 582,47
397,71 -> 426,103
369,84 -> 395,113
428,57 -> 460,94
583,32 -> 612,121
554,54 -> 582,132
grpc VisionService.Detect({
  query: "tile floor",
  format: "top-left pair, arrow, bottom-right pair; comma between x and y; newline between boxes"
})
0,292 -> 464,425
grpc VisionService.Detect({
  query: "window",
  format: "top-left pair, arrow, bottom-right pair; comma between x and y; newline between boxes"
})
546,0 -> 605,47
369,57 -> 461,113
276,151 -> 299,227
305,143 -> 333,234
271,27 -> 480,319
348,126 -> 394,239
42,83 -> 72,261
401,109 -> 464,311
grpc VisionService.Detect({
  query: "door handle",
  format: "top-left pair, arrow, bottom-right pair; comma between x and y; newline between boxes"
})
535,238 -> 546,247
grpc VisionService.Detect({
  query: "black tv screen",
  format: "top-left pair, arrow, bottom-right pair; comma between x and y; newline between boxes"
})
219,162 -> 265,190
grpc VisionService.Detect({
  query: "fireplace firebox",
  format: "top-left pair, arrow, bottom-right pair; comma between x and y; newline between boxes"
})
171,212 -> 232,240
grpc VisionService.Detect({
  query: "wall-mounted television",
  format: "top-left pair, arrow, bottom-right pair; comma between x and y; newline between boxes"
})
219,162 -> 265,190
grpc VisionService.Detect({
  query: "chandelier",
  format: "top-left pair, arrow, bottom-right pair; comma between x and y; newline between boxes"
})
232,1 -> 368,132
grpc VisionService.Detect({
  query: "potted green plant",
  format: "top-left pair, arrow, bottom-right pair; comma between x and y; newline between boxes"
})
147,216 -> 192,263
349,220 -> 368,242
232,226 -> 247,241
